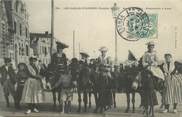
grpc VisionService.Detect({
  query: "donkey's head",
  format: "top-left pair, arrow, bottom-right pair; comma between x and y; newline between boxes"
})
132,71 -> 142,90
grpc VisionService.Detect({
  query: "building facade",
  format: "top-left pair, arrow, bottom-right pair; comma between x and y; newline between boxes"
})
4,0 -> 30,66
30,32 -> 52,65
0,0 -> 9,65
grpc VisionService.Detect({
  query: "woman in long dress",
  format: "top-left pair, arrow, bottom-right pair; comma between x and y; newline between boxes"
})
161,54 -> 182,113
22,56 -> 44,114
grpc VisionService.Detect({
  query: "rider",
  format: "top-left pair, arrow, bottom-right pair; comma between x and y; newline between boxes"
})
96,46 -> 113,112
141,41 -> 164,110
142,41 -> 164,80
51,41 -> 68,113
98,46 -> 112,77
79,52 -> 90,89
51,41 -> 68,73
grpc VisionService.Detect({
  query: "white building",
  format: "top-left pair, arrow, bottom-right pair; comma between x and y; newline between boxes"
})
30,32 -> 52,65
4,0 -> 30,66
0,0 -> 9,66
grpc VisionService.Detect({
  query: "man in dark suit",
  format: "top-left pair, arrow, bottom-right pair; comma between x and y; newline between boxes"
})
0,58 -> 16,107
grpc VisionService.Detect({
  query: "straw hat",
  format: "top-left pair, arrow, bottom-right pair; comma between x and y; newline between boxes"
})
99,46 -> 108,52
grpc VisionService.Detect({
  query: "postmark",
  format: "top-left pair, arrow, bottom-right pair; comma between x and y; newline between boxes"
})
116,7 -> 150,41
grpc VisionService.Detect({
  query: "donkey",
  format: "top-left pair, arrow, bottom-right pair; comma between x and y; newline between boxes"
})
132,69 -> 164,117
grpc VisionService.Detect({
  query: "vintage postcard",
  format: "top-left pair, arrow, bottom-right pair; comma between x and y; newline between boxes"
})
0,0 -> 182,117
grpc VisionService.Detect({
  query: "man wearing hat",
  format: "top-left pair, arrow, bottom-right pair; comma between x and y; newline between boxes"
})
80,52 -> 89,64
0,58 -> 16,107
142,41 -> 164,80
51,41 -> 68,71
50,41 -> 68,112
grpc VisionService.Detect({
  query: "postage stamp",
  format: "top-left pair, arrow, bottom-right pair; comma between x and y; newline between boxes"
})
116,7 -> 158,41
147,14 -> 158,39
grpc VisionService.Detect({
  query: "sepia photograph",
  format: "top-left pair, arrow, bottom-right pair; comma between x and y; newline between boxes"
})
0,0 -> 182,117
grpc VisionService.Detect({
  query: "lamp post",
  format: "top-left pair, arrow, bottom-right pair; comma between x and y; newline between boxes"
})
50,0 -> 54,58
73,30 -> 76,58
111,3 -> 119,65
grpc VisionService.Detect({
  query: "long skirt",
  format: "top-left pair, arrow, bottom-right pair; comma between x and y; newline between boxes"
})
22,78 -> 44,104
164,74 -> 182,105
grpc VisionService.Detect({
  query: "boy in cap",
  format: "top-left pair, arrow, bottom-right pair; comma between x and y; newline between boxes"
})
77,52 -> 90,112
0,58 -> 16,107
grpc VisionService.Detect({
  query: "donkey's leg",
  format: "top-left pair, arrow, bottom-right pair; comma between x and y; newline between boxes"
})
113,90 -> 116,108
145,105 -> 149,117
77,92 -> 82,112
5,95 -> 10,108
64,101 -> 68,113
139,91 -> 143,108
3,86 -> 10,108
93,92 -> 98,108
132,92 -> 136,113
93,92 -> 99,113
150,96 -> 154,117
89,92 -> 92,108
58,91 -> 64,112
67,101 -> 72,113
83,91 -> 88,112
125,93 -> 130,113
52,91 -> 57,108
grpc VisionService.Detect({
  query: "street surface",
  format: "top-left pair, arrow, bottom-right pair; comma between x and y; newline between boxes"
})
0,85 -> 181,117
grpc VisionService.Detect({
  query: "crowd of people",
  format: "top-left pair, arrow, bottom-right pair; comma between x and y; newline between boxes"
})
0,41 -> 182,115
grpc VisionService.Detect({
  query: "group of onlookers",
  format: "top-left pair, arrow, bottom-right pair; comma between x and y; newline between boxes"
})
0,56 -> 46,114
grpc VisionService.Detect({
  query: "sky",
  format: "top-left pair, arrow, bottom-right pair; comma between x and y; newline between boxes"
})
25,0 -> 182,62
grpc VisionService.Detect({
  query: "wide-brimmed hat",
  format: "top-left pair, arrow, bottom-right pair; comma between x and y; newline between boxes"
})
80,52 -> 89,58
146,41 -> 155,46
99,46 -> 108,52
56,41 -> 68,49
29,55 -> 37,61
4,57 -> 11,64
164,53 -> 172,58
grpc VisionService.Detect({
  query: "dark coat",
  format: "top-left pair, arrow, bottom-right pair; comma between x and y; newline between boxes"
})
141,70 -> 158,106
0,65 -> 16,85
51,53 -> 67,66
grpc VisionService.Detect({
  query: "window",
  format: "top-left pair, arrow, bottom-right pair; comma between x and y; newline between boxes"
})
15,1 -> 18,12
20,24 -> 22,35
45,47 -> 47,56
19,45 -> 21,55
26,27 -> 28,38
42,46 -> 44,55
22,44 -> 24,56
26,45 -> 29,56
14,21 -> 17,33
40,46 -> 42,54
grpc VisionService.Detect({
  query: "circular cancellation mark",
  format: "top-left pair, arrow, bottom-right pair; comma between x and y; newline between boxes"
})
116,7 -> 150,41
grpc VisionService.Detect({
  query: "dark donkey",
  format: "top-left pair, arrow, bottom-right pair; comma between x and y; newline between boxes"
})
45,63 -> 63,110
119,64 -> 141,113
76,61 -> 92,112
